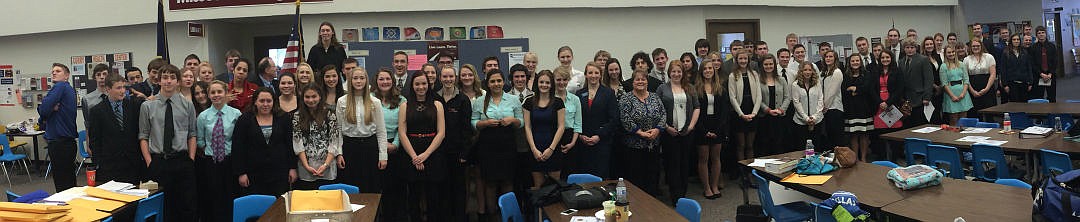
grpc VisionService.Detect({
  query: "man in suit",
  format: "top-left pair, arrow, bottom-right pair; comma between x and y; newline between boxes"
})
87,74 -> 145,184
1030,26 -> 1058,102
899,37 -> 935,128
250,57 -> 280,95
215,49 -> 240,83
132,58 -> 165,99
855,37 -> 875,67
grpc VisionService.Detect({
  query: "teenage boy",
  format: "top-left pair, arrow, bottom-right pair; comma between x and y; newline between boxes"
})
140,64 -> 198,222
88,74 -> 144,184
38,63 -> 78,192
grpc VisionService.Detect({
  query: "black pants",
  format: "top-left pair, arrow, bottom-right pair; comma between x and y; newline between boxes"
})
379,176 -> 406,222
243,169 -> 291,196
1032,82 -> 1056,102
624,148 -> 661,197
824,110 -> 846,150
578,140 -> 612,179
47,138 -> 76,192
443,152 -> 467,222
661,134 -> 690,204
904,105 -> 930,128
197,155 -> 236,222
148,154 -> 196,222
94,154 -> 142,185
341,136 -> 383,193
1007,82 -> 1030,103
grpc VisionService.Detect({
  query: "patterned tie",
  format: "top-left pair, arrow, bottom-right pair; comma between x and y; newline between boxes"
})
113,102 -> 123,131
211,111 -> 226,162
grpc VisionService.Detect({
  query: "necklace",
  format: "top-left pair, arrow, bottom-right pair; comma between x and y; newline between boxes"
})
416,103 -> 426,112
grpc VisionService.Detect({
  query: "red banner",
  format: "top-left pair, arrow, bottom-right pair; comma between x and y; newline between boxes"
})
169,0 -> 330,10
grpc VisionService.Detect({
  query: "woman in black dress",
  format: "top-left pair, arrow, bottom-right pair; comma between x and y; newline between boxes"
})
727,51 -> 762,160
524,70 -> 566,189
695,61 -> 730,198
233,87 -> 296,196
306,21 -> 346,80
395,72 -> 447,221
843,54 -> 876,161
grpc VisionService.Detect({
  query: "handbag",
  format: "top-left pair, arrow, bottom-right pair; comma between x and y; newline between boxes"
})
833,147 -> 858,168
530,177 -> 574,207
559,186 -> 612,209
796,155 -> 837,175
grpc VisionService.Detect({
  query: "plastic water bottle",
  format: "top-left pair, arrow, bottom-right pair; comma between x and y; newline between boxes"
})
615,178 -> 629,206
1003,113 -> 1012,132
1055,117 -> 1064,133
804,139 -> 816,158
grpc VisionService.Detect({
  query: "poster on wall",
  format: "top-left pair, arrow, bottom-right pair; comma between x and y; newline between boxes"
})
427,41 -> 459,62
1072,14 -> 1080,47
425,27 -> 444,40
342,28 -> 359,42
470,26 -> 487,39
70,52 -> 133,91
383,27 -> 400,41
403,27 -> 421,40
362,27 -> 380,41
0,78 -> 14,107
450,27 -> 467,40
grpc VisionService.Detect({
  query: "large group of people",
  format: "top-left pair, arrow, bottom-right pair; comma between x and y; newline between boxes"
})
33,21 -> 1060,222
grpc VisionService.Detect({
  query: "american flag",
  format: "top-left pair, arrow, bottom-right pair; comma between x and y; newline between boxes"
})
281,0 -> 304,74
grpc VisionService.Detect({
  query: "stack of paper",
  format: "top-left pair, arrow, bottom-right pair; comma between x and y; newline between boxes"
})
96,181 -> 134,192
956,136 -> 1009,145
0,202 -> 71,222
747,159 -> 786,167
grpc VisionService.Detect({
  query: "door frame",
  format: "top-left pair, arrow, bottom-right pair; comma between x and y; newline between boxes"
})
705,19 -> 761,52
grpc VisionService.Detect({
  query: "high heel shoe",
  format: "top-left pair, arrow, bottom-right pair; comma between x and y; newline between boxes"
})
704,192 -> 718,199
710,192 -> 722,199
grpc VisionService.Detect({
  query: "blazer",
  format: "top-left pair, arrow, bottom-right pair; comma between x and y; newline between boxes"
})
869,64 -> 907,108
898,53 -> 934,107
759,74 -> 790,114
656,83 -> 699,133
576,85 -> 620,144
232,112 -> 297,177
727,70 -> 763,117
1029,41 -> 1059,75
87,97 -> 144,158
621,75 -> 662,93
1001,49 -> 1037,85
697,87 -> 732,137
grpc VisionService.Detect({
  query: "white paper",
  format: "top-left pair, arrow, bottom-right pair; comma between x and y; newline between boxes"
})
97,180 -> 135,191
878,105 -> 903,126
911,127 -> 941,133
1039,78 -> 1052,86
572,216 -> 599,222
748,159 -> 785,167
350,204 -> 365,212
923,103 -> 935,122
43,186 -> 88,203
1021,126 -> 1053,135
974,140 -> 1008,146
956,136 -> 991,142
960,127 -> 993,134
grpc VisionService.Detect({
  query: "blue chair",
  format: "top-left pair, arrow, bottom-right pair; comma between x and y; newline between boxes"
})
751,170 -> 812,222
102,217 -> 113,222
676,198 -> 701,222
976,122 -> 1000,128
1067,100 -> 1080,103
5,190 -> 19,202
498,192 -> 525,222
135,192 -> 164,222
76,130 -> 90,176
958,118 -> 979,127
233,194 -> 277,222
871,161 -> 900,168
319,183 -> 360,194
927,144 -> 965,179
972,144 -> 1009,181
995,179 -> 1033,189
904,138 -> 931,166
1008,112 -> 1034,130
567,174 -> 602,185
1029,99 -> 1050,103
1041,149 -> 1073,177
1042,113 -> 1075,131
810,202 -> 837,222
0,134 -> 31,188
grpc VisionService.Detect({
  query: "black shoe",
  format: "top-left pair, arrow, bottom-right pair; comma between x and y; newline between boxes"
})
711,192 -> 722,198
705,192 -> 718,199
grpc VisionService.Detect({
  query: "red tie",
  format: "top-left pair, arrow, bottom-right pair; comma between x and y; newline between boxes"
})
1041,47 -> 1049,72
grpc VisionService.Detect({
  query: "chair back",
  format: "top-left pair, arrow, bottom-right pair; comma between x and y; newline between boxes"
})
871,161 -> 900,168
927,144 -> 965,179
975,122 -> 1000,128
676,198 -> 701,222
810,202 -> 837,222
567,174 -> 602,185
1029,99 -> 1050,103
135,192 -> 164,222
233,194 -> 277,222
77,130 -> 89,158
971,144 -> 1009,181
1046,113 -> 1075,131
751,170 -> 779,217
1008,112 -> 1034,130
318,183 -> 359,194
5,190 -> 19,202
995,178 -> 1033,189
498,192 -> 525,222
904,138 -> 931,166
0,134 -> 12,156
958,118 -> 979,127
1041,149 -> 1073,177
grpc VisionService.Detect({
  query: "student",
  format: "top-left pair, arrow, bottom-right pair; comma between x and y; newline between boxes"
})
593,50 -> 611,78
940,44 -> 974,125
728,51 -> 762,160
420,63 -> 441,93
296,62 -> 315,86
216,49 -> 241,82
132,58 -> 165,99
523,70 -> 566,189
815,42 -> 844,72
899,37 -> 934,127
393,52 -> 410,89
618,69 -> 666,196
680,52 -> 700,85
552,67 -> 582,175
758,54 -> 790,156
856,37 -> 875,66
471,69 -> 522,220
307,21 -> 346,77
336,69 -> 388,193
819,50 -> 845,150
232,85 -> 297,196
886,28 -> 903,61
507,64 -> 534,100
38,63 -> 77,192
459,64 -> 486,100
228,58 -> 259,111
604,58 -> 626,97
872,51 -> 906,131
695,38 -> 711,65
125,67 -> 143,89
872,43 -> 886,68
319,65 -> 345,106
576,62 -> 618,178
396,72 -> 447,221
253,58 -> 279,94
785,33 -> 799,51
195,80 -> 243,222
754,41 -> 770,64
436,66 -> 474,222
558,46 -> 587,93
970,24 -> 994,55
192,82 -> 211,114
656,60 -> 699,204
139,64 -> 198,222
87,74 -> 144,185
83,64 -> 110,156
695,60 -> 730,198
183,54 -> 200,74
1001,34 -> 1035,103
906,29 -> 919,40
197,62 -> 215,84
277,73 -> 299,113
791,44 -> 820,73
922,37 -> 945,124
934,33 -> 947,60
482,56 -> 500,75
435,53 -> 454,69
373,68 -> 405,163
790,61 -> 826,148
524,52 -> 540,77
958,43 -> 970,59
179,69 -> 196,102
1030,26 -> 1058,102
292,84 -> 342,190
843,55 -> 875,161
624,52 -> 662,92
342,58 -> 359,91
651,48 -> 669,83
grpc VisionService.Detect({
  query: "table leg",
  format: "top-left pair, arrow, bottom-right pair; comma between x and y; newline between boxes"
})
885,141 -> 893,163
1029,151 -> 1038,182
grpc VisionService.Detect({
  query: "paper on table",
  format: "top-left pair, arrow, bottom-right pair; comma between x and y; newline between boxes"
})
974,140 -> 1008,146
781,174 -> 832,185
923,103 -> 934,122
43,187 -> 87,203
878,105 -> 903,126
748,159 -> 785,167
1021,126 -> 1053,135
911,127 -> 941,133
96,181 -> 134,192
350,204 -> 365,212
960,127 -> 993,134
85,187 -> 142,203
956,136 -> 991,142
571,216 -> 599,222
290,190 -> 344,212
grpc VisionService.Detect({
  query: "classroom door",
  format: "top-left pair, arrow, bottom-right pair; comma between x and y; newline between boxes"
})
706,19 -> 760,57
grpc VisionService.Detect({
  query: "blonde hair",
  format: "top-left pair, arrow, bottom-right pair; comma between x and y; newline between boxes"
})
795,61 -> 819,89
696,59 -> 725,95
945,43 -> 963,70
458,64 -> 483,95
731,51 -> 752,80
345,69 -> 375,125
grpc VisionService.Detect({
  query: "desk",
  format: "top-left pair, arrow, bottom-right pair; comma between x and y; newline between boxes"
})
978,102 -> 1080,118
7,131 -> 44,162
257,193 -> 381,222
542,180 -> 688,222
880,124 -> 1058,179
738,152 -> 909,209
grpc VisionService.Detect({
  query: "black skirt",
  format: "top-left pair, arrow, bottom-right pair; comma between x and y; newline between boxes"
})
476,125 -> 518,181
390,136 -> 446,182
341,135 -> 383,193
969,74 -> 997,112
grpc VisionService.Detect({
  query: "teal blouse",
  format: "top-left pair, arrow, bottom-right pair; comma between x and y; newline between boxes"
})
471,93 -> 524,128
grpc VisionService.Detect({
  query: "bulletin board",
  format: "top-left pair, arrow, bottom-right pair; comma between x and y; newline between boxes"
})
798,34 -> 854,62
70,52 -> 133,93
346,38 -> 529,79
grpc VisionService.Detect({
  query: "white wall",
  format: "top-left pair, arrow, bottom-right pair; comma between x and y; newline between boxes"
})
960,0 -> 1043,25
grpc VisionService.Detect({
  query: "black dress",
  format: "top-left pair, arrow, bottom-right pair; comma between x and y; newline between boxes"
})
524,98 -> 565,172
392,101 -> 446,182
734,73 -> 757,130
696,90 -> 730,145
842,73 -> 875,133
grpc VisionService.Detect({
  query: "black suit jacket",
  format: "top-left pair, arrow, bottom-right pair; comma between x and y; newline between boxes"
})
868,63 -> 906,108
899,54 -> 934,107
232,112 -> 296,177
87,97 -> 144,158
1029,41 -> 1059,75
131,81 -> 159,97
576,85 -> 619,146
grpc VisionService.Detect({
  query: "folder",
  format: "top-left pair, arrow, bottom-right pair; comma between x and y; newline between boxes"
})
289,190 -> 345,212
66,206 -> 110,222
67,197 -> 126,212
0,202 -> 70,213
781,174 -> 833,185
85,187 -> 142,203
0,210 -> 67,222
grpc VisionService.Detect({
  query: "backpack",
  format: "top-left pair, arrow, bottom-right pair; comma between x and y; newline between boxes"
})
822,191 -> 871,222
1035,169 -> 1080,222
